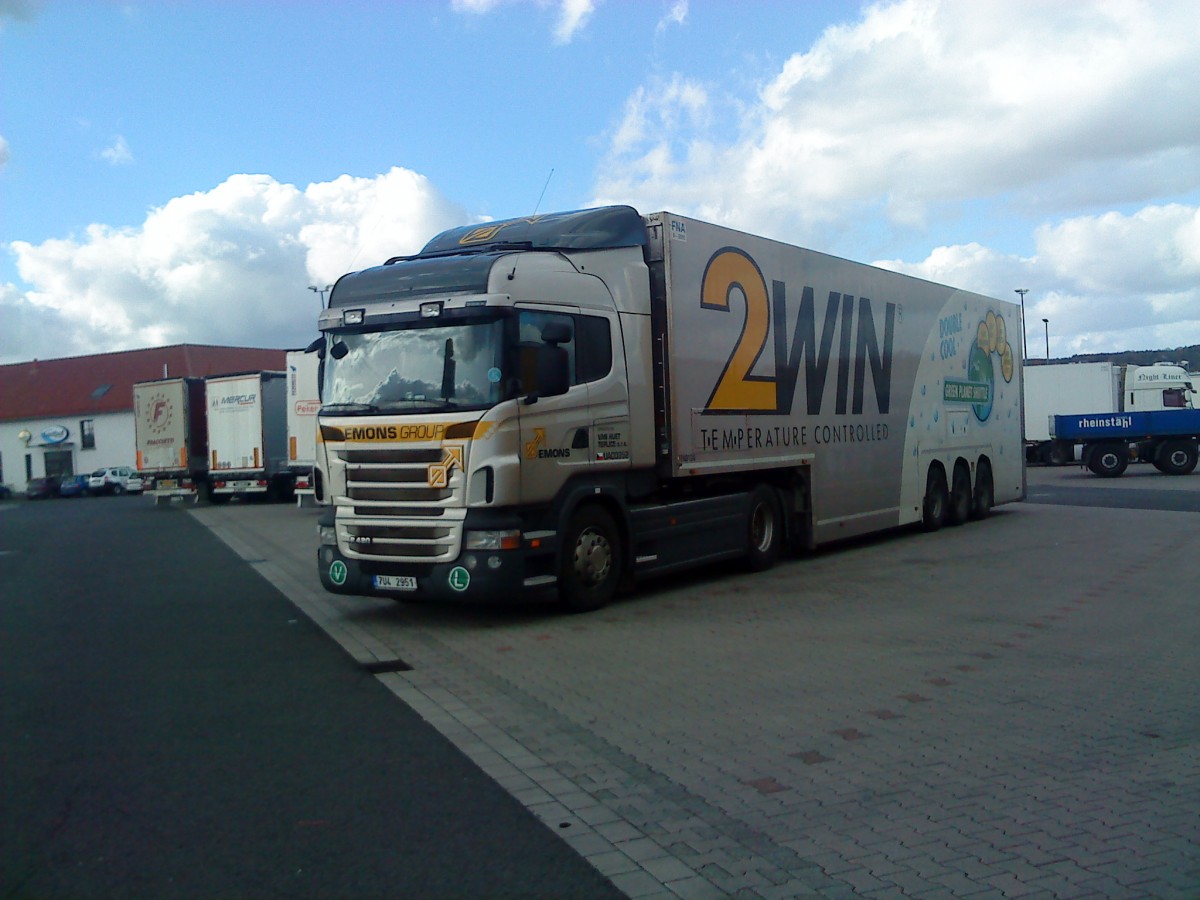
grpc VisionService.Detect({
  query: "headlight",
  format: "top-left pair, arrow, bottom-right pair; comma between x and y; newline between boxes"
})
464,529 -> 521,551
318,524 -> 337,546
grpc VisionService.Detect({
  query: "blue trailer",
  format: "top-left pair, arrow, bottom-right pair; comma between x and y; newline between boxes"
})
1051,409 -> 1200,477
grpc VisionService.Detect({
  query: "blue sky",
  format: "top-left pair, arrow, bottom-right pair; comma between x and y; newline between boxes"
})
3,0 -> 1199,365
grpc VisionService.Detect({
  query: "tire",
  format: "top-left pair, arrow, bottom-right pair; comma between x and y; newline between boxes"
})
1086,443 -> 1129,478
745,485 -> 783,572
559,506 -> 622,613
971,460 -> 994,520
922,466 -> 948,532
1047,441 -> 1071,466
1156,440 -> 1198,476
948,463 -> 971,526
112,484 -> 125,496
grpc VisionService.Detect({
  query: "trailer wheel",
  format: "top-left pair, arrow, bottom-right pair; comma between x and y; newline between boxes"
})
1087,443 -> 1129,478
1047,441 -> 1072,466
745,485 -> 783,572
1157,440 -> 1198,476
971,460 -> 994,520
559,505 -> 622,613
922,466 -> 948,532
948,463 -> 972,526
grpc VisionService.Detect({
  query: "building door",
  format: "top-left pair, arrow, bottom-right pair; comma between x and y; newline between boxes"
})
44,449 -> 74,478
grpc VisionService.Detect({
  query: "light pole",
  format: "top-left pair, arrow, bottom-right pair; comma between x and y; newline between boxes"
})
1014,289 -> 1029,361
309,284 -> 332,310
1042,318 -> 1049,360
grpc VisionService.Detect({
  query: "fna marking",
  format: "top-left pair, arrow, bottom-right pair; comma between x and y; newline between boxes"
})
701,247 -> 895,417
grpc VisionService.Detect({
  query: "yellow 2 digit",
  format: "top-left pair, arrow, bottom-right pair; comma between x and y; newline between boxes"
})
702,248 -> 776,412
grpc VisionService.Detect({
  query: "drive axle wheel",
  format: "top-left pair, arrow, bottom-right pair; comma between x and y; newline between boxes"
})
745,485 -> 783,572
1087,443 -> 1128,478
1157,440 -> 1198,476
922,466 -> 948,532
559,506 -> 622,613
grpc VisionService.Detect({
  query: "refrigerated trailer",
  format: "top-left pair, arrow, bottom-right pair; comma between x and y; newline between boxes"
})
205,371 -> 293,502
286,349 -> 321,504
133,376 -> 208,504
312,206 -> 1024,610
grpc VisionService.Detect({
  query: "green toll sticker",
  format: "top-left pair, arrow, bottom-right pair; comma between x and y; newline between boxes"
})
448,567 -> 470,592
329,560 -> 348,586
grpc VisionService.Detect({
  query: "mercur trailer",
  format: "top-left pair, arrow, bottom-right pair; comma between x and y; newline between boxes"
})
286,349 -> 321,503
133,377 -> 208,504
205,371 -> 292,502
313,206 -> 1023,611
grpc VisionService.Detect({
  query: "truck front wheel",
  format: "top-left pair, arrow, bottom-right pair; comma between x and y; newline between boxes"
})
1157,440 -> 1198,476
559,506 -> 622,613
1087,443 -> 1129,478
745,485 -> 783,572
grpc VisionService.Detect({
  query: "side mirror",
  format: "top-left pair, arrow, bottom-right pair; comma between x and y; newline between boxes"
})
535,344 -> 570,399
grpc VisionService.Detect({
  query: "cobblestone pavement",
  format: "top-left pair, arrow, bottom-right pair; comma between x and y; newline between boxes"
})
192,470 -> 1200,898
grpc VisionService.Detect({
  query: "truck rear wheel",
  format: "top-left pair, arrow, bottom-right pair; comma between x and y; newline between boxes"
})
745,485 -> 783,572
1157,440 -> 1198,476
1087,443 -> 1129,478
971,460 -> 994,520
948,463 -> 971,526
922,466 -> 948,532
559,506 -> 622,613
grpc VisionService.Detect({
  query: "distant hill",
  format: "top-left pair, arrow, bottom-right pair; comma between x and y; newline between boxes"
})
1035,344 -> 1200,370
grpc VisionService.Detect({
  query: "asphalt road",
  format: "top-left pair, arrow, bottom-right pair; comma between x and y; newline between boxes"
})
0,496 -> 624,900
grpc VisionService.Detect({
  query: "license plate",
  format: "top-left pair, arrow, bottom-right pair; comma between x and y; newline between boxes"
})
373,574 -> 417,591
158,479 -> 178,489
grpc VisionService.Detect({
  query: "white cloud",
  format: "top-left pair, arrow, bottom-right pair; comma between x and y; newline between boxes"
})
100,135 -> 133,166
552,0 -> 594,44
1,168 -> 468,364
656,0 -> 686,34
595,0 -> 1200,239
450,0 -> 597,43
876,203 -> 1200,357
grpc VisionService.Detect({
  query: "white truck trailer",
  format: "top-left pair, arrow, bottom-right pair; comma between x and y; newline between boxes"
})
205,371 -> 292,503
286,349 -> 321,503
313,206 -> 1024,611
1024,361 -> 1196,464
133,376 -> 208,503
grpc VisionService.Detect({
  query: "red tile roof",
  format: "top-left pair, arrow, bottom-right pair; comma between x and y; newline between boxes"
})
0,345 -> 289,421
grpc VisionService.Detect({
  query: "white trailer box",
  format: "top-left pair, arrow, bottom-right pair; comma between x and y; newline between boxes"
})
286,349 -> 321,492
205,371 -> 290,501
133,376 -> 208,502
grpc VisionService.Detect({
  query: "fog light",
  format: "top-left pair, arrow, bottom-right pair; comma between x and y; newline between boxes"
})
463,555 -> 478,570
464,529 -> 521,551
318,524 -> 337,545
487,555 -> 502,570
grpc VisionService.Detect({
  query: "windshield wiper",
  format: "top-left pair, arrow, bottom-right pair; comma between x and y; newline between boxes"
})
320,402 -> 380,414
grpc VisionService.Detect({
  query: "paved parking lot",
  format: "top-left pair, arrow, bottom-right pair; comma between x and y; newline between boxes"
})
193,466 -> 1200,898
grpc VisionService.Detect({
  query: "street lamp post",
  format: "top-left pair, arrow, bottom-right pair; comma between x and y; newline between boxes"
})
1014,289 -> 1029,361
309,284 -> 332,310
1042,318 -> 1049,360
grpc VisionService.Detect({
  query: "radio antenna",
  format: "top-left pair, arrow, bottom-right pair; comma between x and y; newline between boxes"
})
532,168 -> 555,215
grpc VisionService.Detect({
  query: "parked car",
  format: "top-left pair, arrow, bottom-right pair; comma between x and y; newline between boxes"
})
59,474 -> 92,498
26,476 -> 62,499
126,472 -> 145,494
0,483 -> 13,501
88,466 -> 141,495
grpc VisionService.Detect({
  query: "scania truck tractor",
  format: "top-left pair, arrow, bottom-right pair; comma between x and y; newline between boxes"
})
313,206 -> 1024,611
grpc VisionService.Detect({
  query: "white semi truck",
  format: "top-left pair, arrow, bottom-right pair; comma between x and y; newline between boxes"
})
133,376 -> 208,503
286,349 -> 321,500
1024,361 -> 1196,464
313,206 -> 1024,610
205,371 -> 292,503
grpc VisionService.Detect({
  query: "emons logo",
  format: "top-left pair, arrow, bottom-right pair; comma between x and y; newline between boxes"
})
524,428 -> 570,460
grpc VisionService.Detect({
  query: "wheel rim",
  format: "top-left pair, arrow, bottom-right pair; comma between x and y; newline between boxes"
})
1169,450 -> 1187,468
573,529 -> 612,587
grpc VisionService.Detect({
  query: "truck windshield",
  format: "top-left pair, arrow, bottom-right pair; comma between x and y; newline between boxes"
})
322,319 -> 507,413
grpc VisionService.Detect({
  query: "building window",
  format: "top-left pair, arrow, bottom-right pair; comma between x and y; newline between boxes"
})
81,419 -> 95,449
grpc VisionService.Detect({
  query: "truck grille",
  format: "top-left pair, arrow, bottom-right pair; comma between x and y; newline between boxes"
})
334,444 -> 465,564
